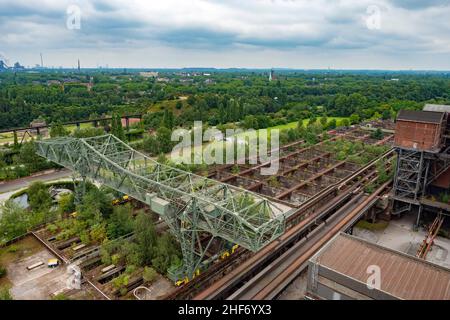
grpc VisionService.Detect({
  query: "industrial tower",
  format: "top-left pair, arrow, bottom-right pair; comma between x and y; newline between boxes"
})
391,105 -> 450,227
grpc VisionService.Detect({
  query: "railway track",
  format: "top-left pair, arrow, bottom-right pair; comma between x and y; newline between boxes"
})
228,181 -> 391,300
164,147 -> 394,300
193,157 -> 393,300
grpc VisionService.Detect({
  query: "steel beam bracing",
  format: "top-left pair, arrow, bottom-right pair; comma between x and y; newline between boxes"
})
392,147 -> 450,219
35,134 -> 294,281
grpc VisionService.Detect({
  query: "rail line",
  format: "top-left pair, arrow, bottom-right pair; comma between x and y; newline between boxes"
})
228,181 -> 391,300
193,157 -> 393,300
165,147 -> 394,300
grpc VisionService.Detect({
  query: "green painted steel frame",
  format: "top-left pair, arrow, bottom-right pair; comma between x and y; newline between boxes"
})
35,134 -> 292,279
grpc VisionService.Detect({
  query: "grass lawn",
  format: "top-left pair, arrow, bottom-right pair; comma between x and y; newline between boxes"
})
268,117 -> 349,132
169,117 -> 350,162
148,99 -> 190,116
234,117 -> 349,139
64,122 -> 94,133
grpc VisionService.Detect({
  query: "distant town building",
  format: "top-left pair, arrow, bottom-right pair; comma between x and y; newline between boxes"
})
47,80 -> 62,86
156,77 -> 170,83
140,71 -> 159,78
121,118 -> 141,128
180,78 -> 194,84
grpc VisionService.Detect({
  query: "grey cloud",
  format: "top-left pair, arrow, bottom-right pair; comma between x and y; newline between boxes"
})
390,0 -> 450,9
0,0 -> 449,68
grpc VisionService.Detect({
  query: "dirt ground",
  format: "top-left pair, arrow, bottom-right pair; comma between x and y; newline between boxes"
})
133,275 -> 175,300
277,272 -> 308,300
0,236 -> 104,300
278,213 -> 450,300
353,214 -> 450,269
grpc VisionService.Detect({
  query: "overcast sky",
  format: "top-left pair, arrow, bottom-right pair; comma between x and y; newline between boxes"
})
1,0 -> 449,70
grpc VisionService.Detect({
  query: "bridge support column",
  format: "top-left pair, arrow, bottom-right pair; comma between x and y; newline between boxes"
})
414,205 -> 423,231
162,199 -> 225,282
72,174 -> 87,204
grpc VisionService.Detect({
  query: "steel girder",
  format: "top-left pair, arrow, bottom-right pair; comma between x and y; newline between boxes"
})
35,134 -> 292,279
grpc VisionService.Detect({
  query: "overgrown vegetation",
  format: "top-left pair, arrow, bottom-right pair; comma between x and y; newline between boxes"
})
11,182 -> 184,282
0,286 -> 13,300
0,141 -> 58,181
0,265 -> 6,278
1,70 -> 447,132
355,220 -> 389,231
0,182 -> 58,245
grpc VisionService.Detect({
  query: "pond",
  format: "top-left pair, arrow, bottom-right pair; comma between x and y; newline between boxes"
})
12,193 -> 29,209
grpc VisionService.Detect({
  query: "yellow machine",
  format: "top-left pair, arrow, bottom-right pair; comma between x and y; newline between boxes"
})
231,244 -> 239,254
192,269 -> 201,278
175,280 -> 184,286
69,211 -> 78,218
112,194 -> 130,206
175,277 -> 190,286
175,269 -> 200,286
220,251 -> 230,260
47,259 -> 59,268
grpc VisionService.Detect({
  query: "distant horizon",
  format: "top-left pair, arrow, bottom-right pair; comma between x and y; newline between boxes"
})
6,66 -> 450,73
2,1 -> 450,71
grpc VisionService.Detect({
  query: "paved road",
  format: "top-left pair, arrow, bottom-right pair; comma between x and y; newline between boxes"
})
0,169 -> 72,194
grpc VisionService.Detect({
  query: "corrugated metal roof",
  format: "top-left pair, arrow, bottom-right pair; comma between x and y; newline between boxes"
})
312,233 -> 450,300
424,104 -> 450,113
397,110 -> 444,124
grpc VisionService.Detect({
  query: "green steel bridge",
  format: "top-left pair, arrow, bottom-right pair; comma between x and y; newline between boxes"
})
35,134 -> 293,280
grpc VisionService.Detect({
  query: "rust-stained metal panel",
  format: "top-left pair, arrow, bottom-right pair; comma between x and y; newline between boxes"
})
311,233 -> 450,300
394,120 -> 443,152
397,110 -> 444,124
432,167 -> 450,189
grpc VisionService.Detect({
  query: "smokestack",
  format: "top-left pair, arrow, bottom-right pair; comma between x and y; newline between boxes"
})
78,59 -> 80,72
40,53 -> 44,68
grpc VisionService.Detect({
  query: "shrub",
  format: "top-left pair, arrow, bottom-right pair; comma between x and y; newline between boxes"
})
0,265 -> 7,278
0,200 -> 30,242
142,266 -> 157,284
125,265 -> 136,275
0,286 -> 12,300
7,244 -> 18,253
111,254 -> 121,265
100,247 -> 112,265
28,181 -> 52,212
52,293 -> 70,300
46,224 -> 58,234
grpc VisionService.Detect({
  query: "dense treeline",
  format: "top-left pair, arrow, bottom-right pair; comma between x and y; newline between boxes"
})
0,70 -> 449,130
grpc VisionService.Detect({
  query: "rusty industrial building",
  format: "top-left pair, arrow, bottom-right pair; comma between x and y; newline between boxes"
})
391,104 -> 450,227
306,233 -> 450,300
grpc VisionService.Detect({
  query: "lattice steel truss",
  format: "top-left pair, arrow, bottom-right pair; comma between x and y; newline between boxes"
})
393,149 -> 429,206
35,134 -> 292,280
392,148 -> 450,223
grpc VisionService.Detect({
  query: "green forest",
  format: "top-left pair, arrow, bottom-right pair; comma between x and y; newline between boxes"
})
0,70 -> 449,131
